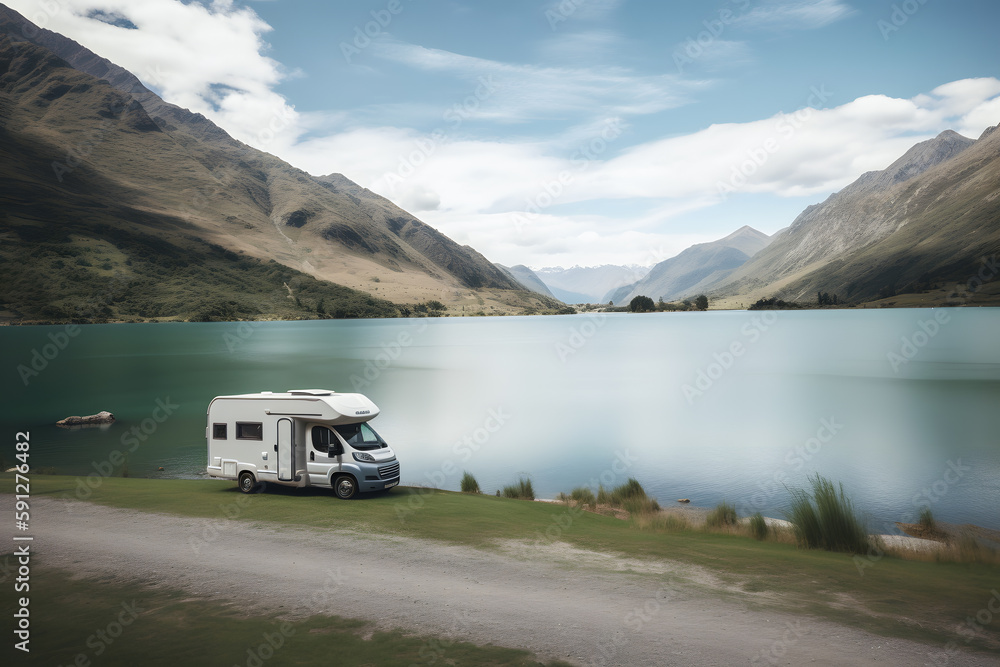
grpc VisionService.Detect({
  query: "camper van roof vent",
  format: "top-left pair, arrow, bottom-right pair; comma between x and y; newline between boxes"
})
287,389 -> 334,396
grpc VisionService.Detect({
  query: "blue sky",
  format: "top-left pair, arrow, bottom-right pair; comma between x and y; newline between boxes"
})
9,0 -> 1000,268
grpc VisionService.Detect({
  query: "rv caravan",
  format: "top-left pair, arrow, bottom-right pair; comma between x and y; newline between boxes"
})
206,389 -> 400,499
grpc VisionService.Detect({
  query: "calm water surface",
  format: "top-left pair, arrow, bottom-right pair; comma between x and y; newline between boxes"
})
3,309 -> 998,531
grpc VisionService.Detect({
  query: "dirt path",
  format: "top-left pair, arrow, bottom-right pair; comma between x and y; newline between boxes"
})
6,497 -> 999,666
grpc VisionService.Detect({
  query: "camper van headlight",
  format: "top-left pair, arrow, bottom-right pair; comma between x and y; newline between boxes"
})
353,452 -> 376,463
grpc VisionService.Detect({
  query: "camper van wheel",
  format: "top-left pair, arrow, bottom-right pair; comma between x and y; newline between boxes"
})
238,472 -> 258,494
333,475 -> 357,500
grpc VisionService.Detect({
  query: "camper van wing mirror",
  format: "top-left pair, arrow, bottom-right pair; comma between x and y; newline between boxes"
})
330,443 -> 343,457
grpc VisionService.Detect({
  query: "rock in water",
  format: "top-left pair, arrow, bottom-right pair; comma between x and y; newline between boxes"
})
56,411 -> 115,425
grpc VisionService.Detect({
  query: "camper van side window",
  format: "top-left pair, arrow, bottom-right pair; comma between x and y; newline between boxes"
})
311,426 -> 330,453
213,423 -> 228,440
236,422 -> 263,440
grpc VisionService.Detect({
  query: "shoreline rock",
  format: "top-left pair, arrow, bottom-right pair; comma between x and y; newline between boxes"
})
56,411 -> 115,426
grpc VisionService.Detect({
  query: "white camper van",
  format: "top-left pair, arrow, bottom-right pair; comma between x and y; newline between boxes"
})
206,389 -> 400,499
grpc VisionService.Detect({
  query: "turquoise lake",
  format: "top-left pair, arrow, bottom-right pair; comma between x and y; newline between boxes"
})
3,309 -> 998,531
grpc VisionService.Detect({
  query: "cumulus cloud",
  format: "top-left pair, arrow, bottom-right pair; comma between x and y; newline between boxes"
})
297,79 -> 1000,266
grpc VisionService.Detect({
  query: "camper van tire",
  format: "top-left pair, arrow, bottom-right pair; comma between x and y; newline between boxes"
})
238,471 -> 259,494
333,474 -> 358,500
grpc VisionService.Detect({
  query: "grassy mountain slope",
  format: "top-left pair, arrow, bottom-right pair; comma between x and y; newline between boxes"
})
0,38 -> 397,322
713,129 -> 1000,305
0,5 -> 552,322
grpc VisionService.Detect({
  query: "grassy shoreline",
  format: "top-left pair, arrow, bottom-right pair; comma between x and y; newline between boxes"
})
4,475 -> 1000,656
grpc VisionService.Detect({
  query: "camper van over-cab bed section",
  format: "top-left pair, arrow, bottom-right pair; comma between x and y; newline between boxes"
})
208,390 -> 380,425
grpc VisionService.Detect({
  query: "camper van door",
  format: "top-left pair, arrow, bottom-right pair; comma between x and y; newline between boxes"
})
277,418 -> 294,481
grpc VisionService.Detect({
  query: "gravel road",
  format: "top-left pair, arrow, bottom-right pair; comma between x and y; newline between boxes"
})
6,496 -> 999,666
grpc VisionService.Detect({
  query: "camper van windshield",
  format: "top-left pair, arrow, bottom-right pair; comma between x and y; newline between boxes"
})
333,423 -> 386,451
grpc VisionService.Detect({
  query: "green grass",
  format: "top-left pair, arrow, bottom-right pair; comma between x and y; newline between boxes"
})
0,563 -> 568,667
501,477 -> 534,500
7,475 -> 1000,654
0,220 -> 402,324
460,471 -> 481,494
786,474 -> 874,554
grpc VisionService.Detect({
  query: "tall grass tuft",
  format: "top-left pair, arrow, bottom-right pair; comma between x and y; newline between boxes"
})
502,477 -> 534,501
460,471 -> 481,494
786,474 -> 873,554
570,487 -> 596,507
610,478 -> 660,515
749,512 -> 769,540
706,501 -> 738,528
918,508 -> 936,532
596,484 -> 611,505
571,479 -> 660,516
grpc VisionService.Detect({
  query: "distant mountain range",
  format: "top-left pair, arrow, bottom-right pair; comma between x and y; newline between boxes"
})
534,265 -> 649,304
607,226 -> 773,305
0,4 -> 558,322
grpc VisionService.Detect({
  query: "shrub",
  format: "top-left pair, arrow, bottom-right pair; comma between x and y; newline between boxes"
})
786,474 -> 873,554
460,471 -> 481,494
502,477 -> 534,501
749,512 -> 769,540
918,508 -> 936,532
706,501 -> 738,528
629,295 -> 655,313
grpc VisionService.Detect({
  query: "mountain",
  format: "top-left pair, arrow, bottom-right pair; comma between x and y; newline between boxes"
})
0,5 -> 557,322
535,265 -> 649,304
613,226 -> 772,304
711,128 -> 1000,305
495,264 -> 557,299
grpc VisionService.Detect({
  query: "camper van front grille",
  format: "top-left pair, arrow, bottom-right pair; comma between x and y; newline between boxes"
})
378,462 -> 400,479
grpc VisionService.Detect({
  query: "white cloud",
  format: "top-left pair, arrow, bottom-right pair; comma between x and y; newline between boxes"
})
8,0 -> 998,270
737,0 -> 856,30
373,41 -> 695,121
292,79 -> 1000,267
5,0 -> 300,150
